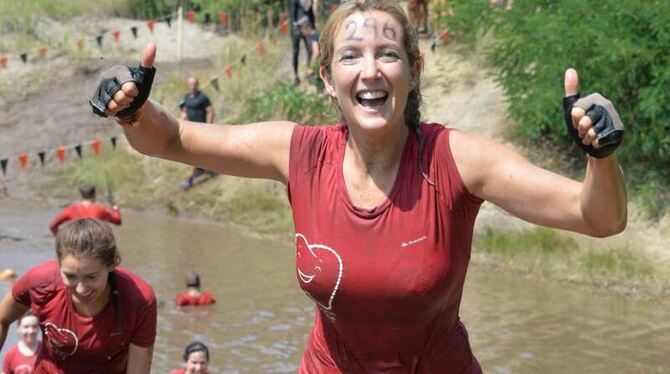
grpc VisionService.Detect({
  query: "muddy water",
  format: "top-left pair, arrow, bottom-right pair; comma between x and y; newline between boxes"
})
1,200 -> 668,373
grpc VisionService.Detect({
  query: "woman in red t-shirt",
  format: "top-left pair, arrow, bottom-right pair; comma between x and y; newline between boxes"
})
0,219 -> 157,373
90,0 -> 627,372
2,313 -> 42,374
174,272 -> 216,307
168,342 -> 209,374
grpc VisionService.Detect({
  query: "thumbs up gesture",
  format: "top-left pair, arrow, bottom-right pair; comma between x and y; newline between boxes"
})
89,43 -> 157,123
562,68 -> 625,158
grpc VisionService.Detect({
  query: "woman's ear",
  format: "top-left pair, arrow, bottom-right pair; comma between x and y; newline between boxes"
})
410,55 -> 423,90
320,66 -> 337,99
109,255 -> 121,271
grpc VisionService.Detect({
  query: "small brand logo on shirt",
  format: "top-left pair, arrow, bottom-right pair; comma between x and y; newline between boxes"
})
401,235 -> 427,248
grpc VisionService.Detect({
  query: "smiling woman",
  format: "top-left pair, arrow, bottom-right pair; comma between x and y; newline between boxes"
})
0,219 -> 157,374
88,0 -> 627,372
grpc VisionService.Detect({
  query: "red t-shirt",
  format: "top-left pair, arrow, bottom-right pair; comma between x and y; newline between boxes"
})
288,124 -> 483,373
11,261 -> 157,374
167,369 -> 185,374
49,203 -> 122,234
2,343 -> 41,374
174,291 -> 216,307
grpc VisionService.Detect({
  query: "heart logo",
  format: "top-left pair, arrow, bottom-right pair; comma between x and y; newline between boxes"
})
295,233 -> 343,313
44,322 -> 79,358
12,364 -> 33,374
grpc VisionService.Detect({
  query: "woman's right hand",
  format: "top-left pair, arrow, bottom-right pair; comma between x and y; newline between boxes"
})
89,44 -> 157,123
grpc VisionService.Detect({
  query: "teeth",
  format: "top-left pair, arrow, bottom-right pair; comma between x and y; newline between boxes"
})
358,90 -> 387,100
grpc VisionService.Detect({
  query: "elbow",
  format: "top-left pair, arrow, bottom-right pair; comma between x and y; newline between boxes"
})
588,213 -> 627,238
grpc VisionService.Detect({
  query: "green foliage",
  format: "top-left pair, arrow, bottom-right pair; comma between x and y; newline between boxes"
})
441,0 -> 670,205
243,83 -> 334,124
477,227 -> 577,273
0,0 -> 133,31
475,226 -> 658,286
42,143 -> 153,203
579,246 -> 654,280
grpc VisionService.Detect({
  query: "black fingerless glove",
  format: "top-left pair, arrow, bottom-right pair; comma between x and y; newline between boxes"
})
89,65 -> 156,119
563,93 -> 625,158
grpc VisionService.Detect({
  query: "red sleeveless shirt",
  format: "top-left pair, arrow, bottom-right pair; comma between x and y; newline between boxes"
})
288,123 -> 483,373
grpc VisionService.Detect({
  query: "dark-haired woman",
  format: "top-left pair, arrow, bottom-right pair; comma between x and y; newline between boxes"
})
168,342 -> 209,374
0,219 -> 157,373
90,0 -> 627,371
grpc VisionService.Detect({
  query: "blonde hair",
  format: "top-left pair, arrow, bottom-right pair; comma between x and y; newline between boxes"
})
319,0 -> 423,128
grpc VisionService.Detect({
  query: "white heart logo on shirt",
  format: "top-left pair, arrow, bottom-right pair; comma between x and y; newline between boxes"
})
295,233 -> 343,312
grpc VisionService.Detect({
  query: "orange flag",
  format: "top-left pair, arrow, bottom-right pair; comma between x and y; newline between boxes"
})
187,11 -> 195,24
56,147 -> 66,164
113,30 -> 121,43
255,41 -> 265,57
39,46 -> 48,58
18,154 -> 29,171
147,19 -> 155,33
0,56 -> 6,68
91,139 -> 102,157
224,64 -> 233,79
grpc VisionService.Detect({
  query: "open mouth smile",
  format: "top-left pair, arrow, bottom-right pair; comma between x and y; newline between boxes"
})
356,89 -> 389,110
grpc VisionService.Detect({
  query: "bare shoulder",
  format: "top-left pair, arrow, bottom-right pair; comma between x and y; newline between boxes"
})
447,129 -> 527,197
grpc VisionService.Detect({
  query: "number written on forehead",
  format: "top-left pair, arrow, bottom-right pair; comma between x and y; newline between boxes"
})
344,18 -> 399,42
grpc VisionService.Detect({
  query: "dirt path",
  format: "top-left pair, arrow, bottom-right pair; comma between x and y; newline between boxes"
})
0,16 -> 224,199
420,42 -> 533,232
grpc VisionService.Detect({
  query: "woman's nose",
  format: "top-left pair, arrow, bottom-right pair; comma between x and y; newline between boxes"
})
360,54 -> 379,80
76,282 -> 88,293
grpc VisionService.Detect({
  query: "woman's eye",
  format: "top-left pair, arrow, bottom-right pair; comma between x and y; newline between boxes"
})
340,53 -> 357,62
381,51 -> 399,61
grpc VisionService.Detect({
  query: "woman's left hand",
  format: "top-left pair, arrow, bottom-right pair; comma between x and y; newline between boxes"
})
563,68 -> 625,158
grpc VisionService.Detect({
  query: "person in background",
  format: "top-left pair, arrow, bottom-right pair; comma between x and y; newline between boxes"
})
0,219 -> 157,373
169,342 -> 210,374
1,312 -> 41,374
179,76 -> 215,190
175,272 -> 216,307
49,183 -> 121,235
288,0 -> 315,85
408,0 -> 428,33
296,16 -> 324,92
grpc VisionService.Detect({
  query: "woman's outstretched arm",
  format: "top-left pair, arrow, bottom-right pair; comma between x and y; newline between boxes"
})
93,44 -> 295,183
452,69 -> 627,237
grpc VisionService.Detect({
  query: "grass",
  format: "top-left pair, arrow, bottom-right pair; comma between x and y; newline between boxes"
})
474,226 -> 665,294
151,33 -> 337,126
39,141 -> 294,234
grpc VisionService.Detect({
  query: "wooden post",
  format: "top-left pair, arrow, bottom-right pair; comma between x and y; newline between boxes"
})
177,2 -> 184,69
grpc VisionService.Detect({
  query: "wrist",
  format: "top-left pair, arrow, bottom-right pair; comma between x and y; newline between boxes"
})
116,102 -> 147,127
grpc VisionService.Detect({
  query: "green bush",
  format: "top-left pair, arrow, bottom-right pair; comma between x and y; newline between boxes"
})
242,83 -> 334,124
441,0 -> 670,207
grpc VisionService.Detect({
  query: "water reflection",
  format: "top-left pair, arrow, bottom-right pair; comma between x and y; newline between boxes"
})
1,201 -> 668,372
